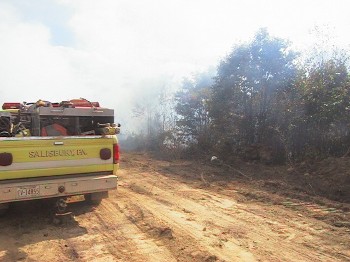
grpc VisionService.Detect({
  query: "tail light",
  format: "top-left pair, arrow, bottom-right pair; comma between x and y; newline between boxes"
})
113,144 -> 120,164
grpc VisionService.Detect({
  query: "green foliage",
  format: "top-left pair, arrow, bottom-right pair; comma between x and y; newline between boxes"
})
210,28 -> 298,160
301,60 -> 349,122
294,56 -> 350,159
174,28 -> 350,163
174,70 -> 214,150
132,27 -> 350,163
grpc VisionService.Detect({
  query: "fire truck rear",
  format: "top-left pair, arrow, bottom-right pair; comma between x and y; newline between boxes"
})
0,99 -> 120,214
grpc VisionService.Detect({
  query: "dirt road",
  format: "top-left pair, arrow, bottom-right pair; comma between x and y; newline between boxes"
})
0,152 -> 350,261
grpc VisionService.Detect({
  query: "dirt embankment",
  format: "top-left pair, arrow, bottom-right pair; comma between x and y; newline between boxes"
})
0,152 -> 349,261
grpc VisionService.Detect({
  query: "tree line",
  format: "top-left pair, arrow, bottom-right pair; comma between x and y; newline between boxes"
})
127,28 -> 350,164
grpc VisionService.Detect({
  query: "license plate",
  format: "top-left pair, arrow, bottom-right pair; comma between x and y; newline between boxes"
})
66,195 -> 85,203
17,186 -> 40,198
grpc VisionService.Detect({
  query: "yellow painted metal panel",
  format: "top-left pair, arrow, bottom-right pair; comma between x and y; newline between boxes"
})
0,137 -> 114,163
0,136 -> 118,180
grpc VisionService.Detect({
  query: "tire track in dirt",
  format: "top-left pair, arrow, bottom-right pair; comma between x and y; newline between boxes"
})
118,168 -> 350,262
66,200 -> 177,262
99,200 -> 177,262
1,152 -> 350,261
113,196 -> 225,262
118,171 -> 257,261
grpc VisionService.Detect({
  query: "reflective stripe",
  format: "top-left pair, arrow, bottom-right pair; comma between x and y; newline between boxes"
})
0,158 -> 112,171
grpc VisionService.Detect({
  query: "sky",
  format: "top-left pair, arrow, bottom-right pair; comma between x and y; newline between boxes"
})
0,0 -> 349,132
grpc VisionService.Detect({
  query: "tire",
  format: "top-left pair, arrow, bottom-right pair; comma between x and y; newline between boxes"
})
85,192 -> 107,206
90,198 -> 102,205
0,203 -> 9,216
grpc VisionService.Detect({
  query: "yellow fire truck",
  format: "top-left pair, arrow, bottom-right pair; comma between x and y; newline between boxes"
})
0,99 -> 120,214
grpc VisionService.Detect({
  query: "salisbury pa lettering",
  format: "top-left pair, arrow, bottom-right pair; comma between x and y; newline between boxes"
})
29,149 -> 87,158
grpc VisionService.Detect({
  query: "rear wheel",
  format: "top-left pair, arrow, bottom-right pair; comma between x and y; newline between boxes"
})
0,203 -> 9,216
85,192 -> 108,206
